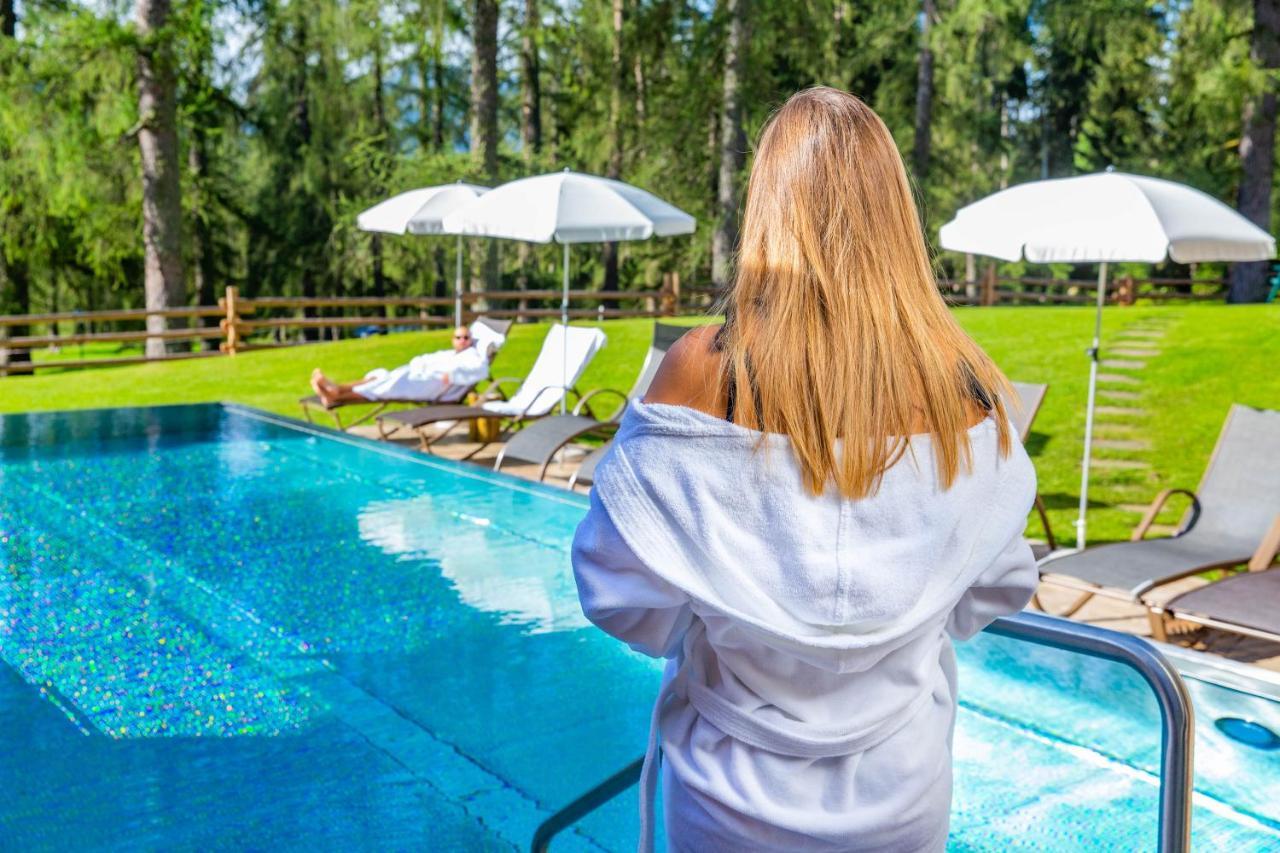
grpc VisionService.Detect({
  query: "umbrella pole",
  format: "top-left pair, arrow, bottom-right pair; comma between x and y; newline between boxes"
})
455,234 -> 464,327
561,242 -> 570,415
1075,261 -> 1108,550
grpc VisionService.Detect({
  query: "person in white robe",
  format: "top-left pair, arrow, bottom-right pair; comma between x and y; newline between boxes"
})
309,324 -> 497,405
571,87 -> 1040,853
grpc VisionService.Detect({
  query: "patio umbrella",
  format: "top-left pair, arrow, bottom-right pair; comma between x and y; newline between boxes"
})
939,171 -> 1274,550
356,182 -> 490,326
443,169 -> 696,412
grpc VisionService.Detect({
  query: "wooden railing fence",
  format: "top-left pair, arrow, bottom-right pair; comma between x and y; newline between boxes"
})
0,270 -> 1232,375
937,269 -> 1228,306
0,276 -> 683,374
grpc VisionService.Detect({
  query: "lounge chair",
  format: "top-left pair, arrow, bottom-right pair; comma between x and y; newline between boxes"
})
376,323 -> 608,455
491,322 -> 688,481
1147,514 -> 1280,643
1009,381 -> 1057,555
1035,404 -> 1280,617
299,317 -> 513,430
569,443 -> 609,491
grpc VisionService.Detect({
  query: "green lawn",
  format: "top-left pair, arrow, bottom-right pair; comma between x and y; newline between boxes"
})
2,305 -> 1276,544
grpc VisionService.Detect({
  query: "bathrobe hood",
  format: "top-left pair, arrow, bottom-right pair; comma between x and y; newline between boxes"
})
593,400 -> 1036,672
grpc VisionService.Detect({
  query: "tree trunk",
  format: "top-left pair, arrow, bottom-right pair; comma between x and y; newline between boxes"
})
470,0 -> 500,301
136,0 -> 186,358
470,0 -> 500,178
0,252 -> 31,373
294,17 -> 319,340
516,0 -> 541,314
912,0 -> 936,182
520,0 -> 542,157
0,1 -> 29,370
1231,0 -> 1280,303
372,25 -> 388,308
188,134 -> 216,329
429,0 -> 447,151
633,54 -> 647,144
712,0 -> 747,292
433,246 -> 448,299
602,0 -> 625,292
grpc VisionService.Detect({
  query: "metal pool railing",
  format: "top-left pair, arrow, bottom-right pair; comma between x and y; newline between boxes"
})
530,610 -> 1196,853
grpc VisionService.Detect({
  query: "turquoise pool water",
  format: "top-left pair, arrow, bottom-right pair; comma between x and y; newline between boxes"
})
0,403 -> 1277,851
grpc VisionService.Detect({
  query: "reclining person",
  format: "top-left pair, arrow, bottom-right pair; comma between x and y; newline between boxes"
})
310,325 -> 494,407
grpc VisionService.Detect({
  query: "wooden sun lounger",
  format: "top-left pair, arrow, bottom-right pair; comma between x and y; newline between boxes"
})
1146,515 -> 1280,643
1035,404 -> 1280,618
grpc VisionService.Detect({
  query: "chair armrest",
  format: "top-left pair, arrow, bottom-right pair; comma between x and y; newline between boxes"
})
572,387 -> 629,420
1130,488 -> 1201,541
481,376 -> 522,402
1248,514 -> 1280,571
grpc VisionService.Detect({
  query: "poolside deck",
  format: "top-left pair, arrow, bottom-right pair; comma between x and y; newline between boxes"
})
351,424 -> 1280,674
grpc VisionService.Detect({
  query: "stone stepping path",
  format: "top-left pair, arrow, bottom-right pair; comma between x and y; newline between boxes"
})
1094,438 -> 1152,451
1085,313 -> 1180,527
1092,457 -> 1152,470
1096,423 -> 1142,437
1098,373 -> 1141,385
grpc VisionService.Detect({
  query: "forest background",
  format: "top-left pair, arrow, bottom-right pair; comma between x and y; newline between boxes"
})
2,0 -> 1278,360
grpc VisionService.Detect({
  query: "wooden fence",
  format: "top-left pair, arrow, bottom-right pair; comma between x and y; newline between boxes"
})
0,270 -> 1230,374
936,270 -> 1228,306
0,276 -> 683,374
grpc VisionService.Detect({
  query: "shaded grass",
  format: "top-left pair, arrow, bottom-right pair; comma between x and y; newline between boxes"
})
2,305 -> 1277,544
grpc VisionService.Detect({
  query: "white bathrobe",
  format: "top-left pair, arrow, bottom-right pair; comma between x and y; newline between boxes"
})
572,401 -> 1038,852
352,345 -> 489,402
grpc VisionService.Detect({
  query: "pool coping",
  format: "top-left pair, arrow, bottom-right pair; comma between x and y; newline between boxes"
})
1156,640 -> 1280,702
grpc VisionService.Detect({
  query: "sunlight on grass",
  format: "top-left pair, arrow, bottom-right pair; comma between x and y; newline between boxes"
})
2,305 -> 1277,544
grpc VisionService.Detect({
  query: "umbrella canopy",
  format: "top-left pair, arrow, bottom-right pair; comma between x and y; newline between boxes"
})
444,169 -> 695,413
356,183 -> 489,235
939,171 -> 1275,552
939,172 -> 1275,263
355,182 -> 490,325
441,170 -> 695,243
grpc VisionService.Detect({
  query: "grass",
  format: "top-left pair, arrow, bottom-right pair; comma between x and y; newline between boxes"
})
2,304 -> 1276,544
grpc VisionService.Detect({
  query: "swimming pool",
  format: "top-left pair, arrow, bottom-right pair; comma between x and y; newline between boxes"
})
0,403 -> 1276,851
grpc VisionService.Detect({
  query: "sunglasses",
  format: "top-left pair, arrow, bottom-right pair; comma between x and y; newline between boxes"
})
453,333 -> 472,340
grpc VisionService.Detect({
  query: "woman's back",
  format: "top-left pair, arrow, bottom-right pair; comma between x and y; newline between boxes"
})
570,87 -> 1039,852
573,396 -> 1036,851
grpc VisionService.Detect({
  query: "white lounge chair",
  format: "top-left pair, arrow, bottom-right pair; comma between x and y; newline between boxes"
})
299,317 -> 513,430
376,323 -> 607,456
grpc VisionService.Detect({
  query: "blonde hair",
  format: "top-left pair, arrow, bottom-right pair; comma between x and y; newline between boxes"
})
719,87 -> 1013,498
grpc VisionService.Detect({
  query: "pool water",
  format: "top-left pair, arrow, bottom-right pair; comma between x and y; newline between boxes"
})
0,404 -> 1277,851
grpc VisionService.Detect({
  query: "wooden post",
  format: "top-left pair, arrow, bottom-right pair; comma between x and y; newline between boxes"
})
671,271 -> 681,314
1121,275 -> 1136,306
219,285 -> 240,356
964,253 -> 977,303
981,264 -> 997,307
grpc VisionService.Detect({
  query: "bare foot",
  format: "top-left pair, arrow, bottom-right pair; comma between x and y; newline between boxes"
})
311,369 -> 337,406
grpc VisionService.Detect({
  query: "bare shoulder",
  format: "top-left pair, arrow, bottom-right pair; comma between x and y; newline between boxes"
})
642,324 -> 726,416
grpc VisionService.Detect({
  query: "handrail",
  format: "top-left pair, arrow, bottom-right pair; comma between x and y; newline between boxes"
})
984,611 -> 1194,853
529,611 -> 1195,853
530,758 -> 644,853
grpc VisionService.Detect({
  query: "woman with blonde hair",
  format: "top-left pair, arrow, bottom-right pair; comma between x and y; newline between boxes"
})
572,87 -> 1037,851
